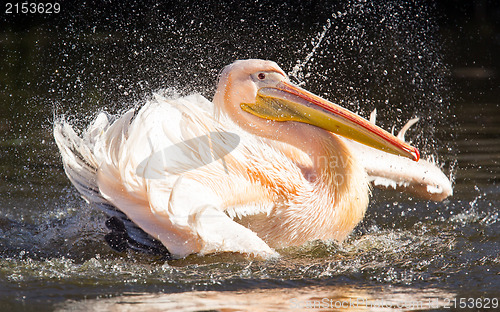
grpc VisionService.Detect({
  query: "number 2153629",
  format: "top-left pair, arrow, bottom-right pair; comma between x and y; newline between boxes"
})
5,2 -> 60,14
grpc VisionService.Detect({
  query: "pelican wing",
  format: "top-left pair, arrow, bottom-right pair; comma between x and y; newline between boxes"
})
343,138 -> 453,201
55,93 -> 279,258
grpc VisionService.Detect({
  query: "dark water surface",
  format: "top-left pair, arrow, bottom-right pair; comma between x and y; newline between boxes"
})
1,1 -> 499,311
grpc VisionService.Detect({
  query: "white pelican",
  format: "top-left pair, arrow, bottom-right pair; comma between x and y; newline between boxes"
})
54,59 -> 452,259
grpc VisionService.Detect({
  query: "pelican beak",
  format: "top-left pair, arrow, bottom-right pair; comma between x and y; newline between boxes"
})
241,81 -> 420,161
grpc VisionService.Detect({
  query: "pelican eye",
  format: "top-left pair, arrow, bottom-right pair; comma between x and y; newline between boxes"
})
257,73 -> 266,80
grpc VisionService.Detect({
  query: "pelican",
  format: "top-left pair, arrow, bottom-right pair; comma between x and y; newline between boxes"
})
54,59 -> 452,259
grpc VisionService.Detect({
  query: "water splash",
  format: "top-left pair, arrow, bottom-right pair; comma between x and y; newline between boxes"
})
289,18 -> 332,85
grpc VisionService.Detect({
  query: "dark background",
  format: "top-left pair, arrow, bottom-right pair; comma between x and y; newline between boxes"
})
2,0 -> 499,104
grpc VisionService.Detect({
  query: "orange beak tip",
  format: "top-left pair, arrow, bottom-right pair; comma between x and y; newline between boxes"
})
413,147 -> 420,162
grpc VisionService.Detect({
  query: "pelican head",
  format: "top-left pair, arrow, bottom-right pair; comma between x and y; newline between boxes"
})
213,59 -> 419,161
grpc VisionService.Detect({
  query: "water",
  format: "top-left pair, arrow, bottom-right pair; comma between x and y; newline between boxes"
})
1,1 -> 499,311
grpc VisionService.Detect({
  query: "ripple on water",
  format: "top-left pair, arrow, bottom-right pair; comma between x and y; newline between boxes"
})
1,195 -> 499,311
